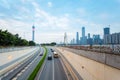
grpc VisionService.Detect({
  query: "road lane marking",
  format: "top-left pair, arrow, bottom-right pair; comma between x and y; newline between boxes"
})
4,72 -> 9,77
34,48 -> 46,80
1,47 -> 41,80
57,48 -> 79,80
12,77 -> 17,80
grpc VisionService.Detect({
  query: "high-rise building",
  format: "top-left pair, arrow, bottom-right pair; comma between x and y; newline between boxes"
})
87,33 -> 93,45
80,27 -> 87,45
32,25 -> 35,42
70,38 -> 75,44
82,27 -> 85,37
76,32 -> 79,44
104,32 -> 120,44
111,33 -> 120,44
104,27 -> 110,35
88,33 -> 90,39
93,34 -> 101,44
104,27 -> 110,44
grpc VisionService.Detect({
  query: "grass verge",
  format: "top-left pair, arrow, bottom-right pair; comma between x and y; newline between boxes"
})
27,46 -> 47,80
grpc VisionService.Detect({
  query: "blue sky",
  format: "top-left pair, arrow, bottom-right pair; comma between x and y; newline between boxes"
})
0,0 -> 120,43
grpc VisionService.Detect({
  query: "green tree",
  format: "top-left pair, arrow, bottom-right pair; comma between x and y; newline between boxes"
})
29,41 -> 36,46
0,29 -> 31,46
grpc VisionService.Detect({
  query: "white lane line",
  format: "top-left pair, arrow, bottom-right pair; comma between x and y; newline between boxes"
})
3,72 -> 9,77
12,77 -> 17,80
52,53 -> 55,80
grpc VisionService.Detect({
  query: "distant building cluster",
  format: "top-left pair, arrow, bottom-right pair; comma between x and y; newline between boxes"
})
104,27 -> 120,44
70,26 -> 120,45
104,33 -> 120,44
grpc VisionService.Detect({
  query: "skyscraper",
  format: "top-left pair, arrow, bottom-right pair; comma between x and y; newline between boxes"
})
32,25 -> 35,42
104,27 -> 110,44
88,33 -> 90,39
80,27 -> 87,45
104,27 -> 110,35
82,27 -> 85,37
76,32 -> 79,44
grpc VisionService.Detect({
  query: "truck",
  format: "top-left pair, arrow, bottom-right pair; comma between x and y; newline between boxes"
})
53,51 -> 59,58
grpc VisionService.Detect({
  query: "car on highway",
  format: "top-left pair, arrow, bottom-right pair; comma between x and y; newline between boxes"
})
40,53 -> 43,56
51,49 -> 54,52
47,55 -> 52,60
54,52 -> 59,58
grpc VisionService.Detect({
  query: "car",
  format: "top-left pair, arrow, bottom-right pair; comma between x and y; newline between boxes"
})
51,49 -> 54,52
54,52 -> 59,58
47,55 -> 52,60
40,53 -> 43,56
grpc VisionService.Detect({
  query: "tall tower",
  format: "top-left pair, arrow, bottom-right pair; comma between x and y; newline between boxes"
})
76,32 -> 79,44
32,25 -> 35,42
64,32 -> 67,46
82,27 -> 85,37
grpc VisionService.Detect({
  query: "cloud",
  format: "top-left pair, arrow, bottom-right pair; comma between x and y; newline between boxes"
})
0,18 -> 32,40
35,32 -> 75,43
32,2 -> 71,31
48,2 -> 52,7
35,32 -> 63,43
1,1 -> 119,44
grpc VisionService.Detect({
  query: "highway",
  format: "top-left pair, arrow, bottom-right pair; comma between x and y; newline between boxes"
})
1,47 -> 43,80
36,47 -> 67,80
16,47 -> 44,80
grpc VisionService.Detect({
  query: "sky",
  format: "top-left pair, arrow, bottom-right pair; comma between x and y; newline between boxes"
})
0,0 -> 120,43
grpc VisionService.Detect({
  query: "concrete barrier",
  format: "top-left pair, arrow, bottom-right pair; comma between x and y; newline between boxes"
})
63,47 -> 120,69
57,47 -> 120,80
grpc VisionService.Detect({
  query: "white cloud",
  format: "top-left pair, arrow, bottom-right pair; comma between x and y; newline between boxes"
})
64,13 -> 69,17
32,2 -> 71,30
35,32 -> 63,43
0,1 -> 71,43
48,2 -> 52,7
35,32 -> 75,43
0,19 -> 32,40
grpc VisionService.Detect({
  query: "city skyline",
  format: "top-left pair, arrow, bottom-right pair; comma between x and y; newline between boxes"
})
0,0 -> 120,43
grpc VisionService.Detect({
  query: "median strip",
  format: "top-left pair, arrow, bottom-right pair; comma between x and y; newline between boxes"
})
27,46 -> 47,80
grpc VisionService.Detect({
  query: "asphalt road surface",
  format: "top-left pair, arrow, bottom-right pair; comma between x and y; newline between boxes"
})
1,47 -> 43,80
37,47 -> 67,80
16,47 -> 44,80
